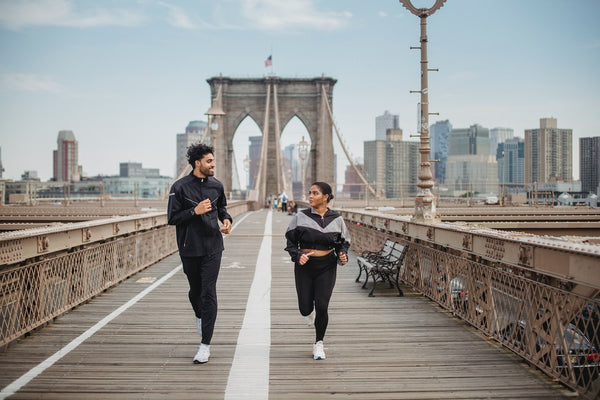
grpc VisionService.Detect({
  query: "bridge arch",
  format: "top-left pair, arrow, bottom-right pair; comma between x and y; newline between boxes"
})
207,76 -> 336,204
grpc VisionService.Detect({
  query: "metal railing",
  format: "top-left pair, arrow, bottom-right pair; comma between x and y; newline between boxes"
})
0,201 -> 251,349
342,210 -> 600,399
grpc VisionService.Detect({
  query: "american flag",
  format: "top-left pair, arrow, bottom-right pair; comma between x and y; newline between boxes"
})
264,55 -> 272,67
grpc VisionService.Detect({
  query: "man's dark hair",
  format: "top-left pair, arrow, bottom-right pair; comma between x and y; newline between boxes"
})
311,181 -> 334,203
187,143 -> 214,167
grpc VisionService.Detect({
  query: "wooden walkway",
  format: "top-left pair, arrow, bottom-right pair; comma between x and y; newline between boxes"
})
0,210 -> 577,399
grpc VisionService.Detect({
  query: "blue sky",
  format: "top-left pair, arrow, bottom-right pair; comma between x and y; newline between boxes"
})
1,0 -> 599,184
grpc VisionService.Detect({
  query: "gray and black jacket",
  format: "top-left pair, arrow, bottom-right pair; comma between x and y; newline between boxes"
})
167,173 -> 232,257
285,207 -> 351,263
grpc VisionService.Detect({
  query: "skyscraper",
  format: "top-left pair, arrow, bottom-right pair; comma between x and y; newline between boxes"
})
489,127 -> 514,157
248,136 -> 262,190
497,137 -> 525,184
446,124 -> 497,194
525,118 -> 572,184
448,124 -> 490,156
375,110 -> 399,141
580,136 -> 600,194
53,130 -> 79,182
364,128 -> 418,198
176,120 -> 207,178
430,120 -> 452,184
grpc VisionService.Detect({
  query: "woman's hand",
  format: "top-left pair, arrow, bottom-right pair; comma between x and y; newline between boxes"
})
339,252 -> 348,265
298,251 -> 314,265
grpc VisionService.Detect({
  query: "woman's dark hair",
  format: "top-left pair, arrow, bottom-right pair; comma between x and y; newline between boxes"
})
311,181 -> 334,203
187,143 -> 214,167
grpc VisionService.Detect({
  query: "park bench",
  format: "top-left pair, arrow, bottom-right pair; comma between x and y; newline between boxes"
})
356,240 -> 408,297
355,238 -> 395,284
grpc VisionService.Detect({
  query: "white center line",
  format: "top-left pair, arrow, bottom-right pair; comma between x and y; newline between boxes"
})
225,210 -> 272,400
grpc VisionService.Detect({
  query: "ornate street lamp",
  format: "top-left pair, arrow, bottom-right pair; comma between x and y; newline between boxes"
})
297,136 -> 309,201
400,0 -> 446,221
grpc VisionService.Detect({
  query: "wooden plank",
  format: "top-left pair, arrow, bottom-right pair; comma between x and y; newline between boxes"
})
0,210 -> 575,399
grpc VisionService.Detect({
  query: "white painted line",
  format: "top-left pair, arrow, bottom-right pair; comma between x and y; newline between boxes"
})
0,264 -> 182,400
225,210 -> 272,400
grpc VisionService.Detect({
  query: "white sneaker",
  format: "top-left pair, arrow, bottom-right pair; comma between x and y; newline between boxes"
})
304,310 -> 315,327
313,341 -> 326,360
196,317 -> 202,336
193,344 -> 210,364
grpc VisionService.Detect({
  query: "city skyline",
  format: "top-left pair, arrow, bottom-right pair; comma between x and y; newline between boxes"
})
1,0 -> 599,182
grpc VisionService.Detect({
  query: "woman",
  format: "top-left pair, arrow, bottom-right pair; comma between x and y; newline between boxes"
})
284,182 -> 351,360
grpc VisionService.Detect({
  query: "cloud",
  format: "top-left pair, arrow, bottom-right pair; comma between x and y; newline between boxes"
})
379,11 -> 388,18
237,0 -> 352,30
157,1 -> 197,30
3,73 -> 62,93
0,0 -> 144,30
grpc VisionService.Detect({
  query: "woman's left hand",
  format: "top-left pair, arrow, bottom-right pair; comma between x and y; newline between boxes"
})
339,252 -> 348,265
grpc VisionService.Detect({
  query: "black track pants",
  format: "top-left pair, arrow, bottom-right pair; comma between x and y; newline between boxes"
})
181,252 -> 222,345
294,252 -> 337,342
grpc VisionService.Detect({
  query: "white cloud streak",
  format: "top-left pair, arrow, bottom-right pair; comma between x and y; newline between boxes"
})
237,0 -> 352,30
0,0 -> 144,30
157,1 -> 197,30
2,73 -> 62,93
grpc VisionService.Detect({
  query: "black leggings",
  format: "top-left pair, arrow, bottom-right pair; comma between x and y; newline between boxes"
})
294,252 -> 337,342
181,253 -> 222,345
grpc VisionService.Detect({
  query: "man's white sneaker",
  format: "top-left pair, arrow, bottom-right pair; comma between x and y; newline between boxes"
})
313,340 -> 326,360
193,344 -> 210,364
196,317 -> 202,336
304,310 -> 315,327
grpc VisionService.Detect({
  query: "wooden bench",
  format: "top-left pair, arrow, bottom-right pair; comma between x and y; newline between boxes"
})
357,240 -> 408,297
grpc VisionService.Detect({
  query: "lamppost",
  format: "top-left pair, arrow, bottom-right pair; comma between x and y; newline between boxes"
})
400,0 -> 446,221
297,136 -> 309,201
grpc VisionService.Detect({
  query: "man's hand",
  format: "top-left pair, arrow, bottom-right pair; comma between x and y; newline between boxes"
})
220,219 -> 232,234
195,198 -> 212,215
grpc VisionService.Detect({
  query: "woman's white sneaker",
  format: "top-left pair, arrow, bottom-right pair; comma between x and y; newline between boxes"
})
193,343 -> 210,364
313,340 -> 326,360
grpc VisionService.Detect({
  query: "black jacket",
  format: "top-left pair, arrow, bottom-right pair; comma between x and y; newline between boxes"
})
285,207 -> 351,263
167,173 -> 232,257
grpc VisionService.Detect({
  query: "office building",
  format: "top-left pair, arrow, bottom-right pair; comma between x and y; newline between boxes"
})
176,120 -> 207,178
525,118 -> 572,184
375,111 -> 399,141
497,137 -> 525,184
449,124 -> 490,156
364,140 -> 386,196
343,163 -> 365,199
446,124 -> 497,194
490,127 -> 514,157
364,129 -> 418,198
580,136 -> 600,194
103,162 -> 171,198
430,120 -> 452,184
446,154 -> 498,195
53,130 -> 80,182
248,136 -> 262,190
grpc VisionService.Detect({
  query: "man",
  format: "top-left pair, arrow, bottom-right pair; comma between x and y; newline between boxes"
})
167,143 -> 232,364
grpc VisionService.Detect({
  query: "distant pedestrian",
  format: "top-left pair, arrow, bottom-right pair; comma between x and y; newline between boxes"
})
167,143 -> 232,364
284,182 -> 350,360
280,191 -> 288,213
